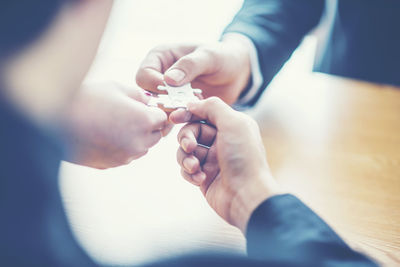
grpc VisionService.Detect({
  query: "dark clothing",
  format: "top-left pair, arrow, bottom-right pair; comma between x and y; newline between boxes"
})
0,99 -> 377,266
146,195 -> 377,267
225,0 -> 400,107
0,99 -> 96,266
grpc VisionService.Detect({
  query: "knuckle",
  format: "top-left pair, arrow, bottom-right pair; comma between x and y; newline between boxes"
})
135,70 -> 146,87
179,56 -> 196,69
123,157 -> 134,165
140,115 -> 154,129
115,151 -> 132,165
206,96 -> 223,107
241,114 -> 258,128
180,169 -> 187,179
143,110 -> 165,128
235,114 -> 260,134
198,46 -> 216,58
131,146 -> 148,156
131,149 -> 149,160
151,134 -> 162,146
135,68 -> 152,88
205,97 -> 226,113
247,116 -> 260,129
224,111 -> 253,129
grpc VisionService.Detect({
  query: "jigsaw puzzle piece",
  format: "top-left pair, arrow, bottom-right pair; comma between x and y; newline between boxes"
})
150,82 -> 203,111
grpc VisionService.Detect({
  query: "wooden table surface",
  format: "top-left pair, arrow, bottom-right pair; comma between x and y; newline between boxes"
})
253,73 -> 400,266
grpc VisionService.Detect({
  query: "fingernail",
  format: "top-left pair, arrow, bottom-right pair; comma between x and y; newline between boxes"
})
192,172 -> 206,184
144,91 -> 153,96
183,157 -> 195,172
181,138 -> 190,151
166,69 -> 186,83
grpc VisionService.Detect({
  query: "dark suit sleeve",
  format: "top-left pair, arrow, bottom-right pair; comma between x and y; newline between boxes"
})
246,194 -> 378,266
224,0 -> 325,107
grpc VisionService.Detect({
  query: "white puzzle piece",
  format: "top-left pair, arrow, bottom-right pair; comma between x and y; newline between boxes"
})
148,82 -> 202,109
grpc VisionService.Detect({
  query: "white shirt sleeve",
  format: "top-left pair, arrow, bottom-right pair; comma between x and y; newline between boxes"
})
222,33 -> 263,106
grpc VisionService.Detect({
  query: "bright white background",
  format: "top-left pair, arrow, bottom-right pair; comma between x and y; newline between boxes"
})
60,0 -> 317,266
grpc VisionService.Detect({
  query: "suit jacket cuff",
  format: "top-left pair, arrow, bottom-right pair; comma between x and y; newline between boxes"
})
222,33 -> 263,109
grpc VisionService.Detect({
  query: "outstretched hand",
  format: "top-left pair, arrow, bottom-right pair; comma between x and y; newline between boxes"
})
136,39 -> 251,105
171,98 -> 282,233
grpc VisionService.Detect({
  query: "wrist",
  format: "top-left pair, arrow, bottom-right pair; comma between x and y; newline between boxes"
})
221,35 -> 251,95
222,33 -> 263,107
229,172 -> 282,234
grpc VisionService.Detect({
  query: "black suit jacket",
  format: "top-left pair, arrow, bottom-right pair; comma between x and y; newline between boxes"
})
224,0 -> 400,107
0,99 -> 377,266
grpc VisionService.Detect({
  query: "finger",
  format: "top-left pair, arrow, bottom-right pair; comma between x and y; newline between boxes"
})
178,122 -> 216,147
177,147 -> 201,175
144,130 -> 163,148
136,45 -> 197,93
196,123 -> 217,147
184,138 -> 217,172
192,145 -> 209,165
187,97 -> 236,128
136,68 -> 165,94
199,146 -> 219,195
136,50 -> 170,93
177,124 -> 199,153
164,48 -> 217,86
161,123 -> 174,137
169,109 -> 192,124
146,106 -> 168,131
125,149 -> 149,162
180,169 -> 206,186
169,109 -> 203,124
200,170 -> 219,196
203,144 -> 218,165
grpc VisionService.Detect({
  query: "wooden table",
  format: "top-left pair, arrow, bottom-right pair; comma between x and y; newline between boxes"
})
253,73 -> 400,266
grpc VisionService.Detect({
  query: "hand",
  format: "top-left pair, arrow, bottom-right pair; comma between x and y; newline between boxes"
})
60,82 -> 168,169
135,38 -> 251,105
172,98 -> 282,233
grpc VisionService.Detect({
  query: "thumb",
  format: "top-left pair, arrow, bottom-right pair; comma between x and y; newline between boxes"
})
164,48 -> 215,86
187,97 -> 236,128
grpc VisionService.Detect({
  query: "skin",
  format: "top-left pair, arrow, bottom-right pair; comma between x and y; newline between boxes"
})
61,82 -> 167,169
171,98 -> 283,234
1,0 -> 280,235
136,37 -> 252,106
2,0 -> 169,169
136,37 -> 282,232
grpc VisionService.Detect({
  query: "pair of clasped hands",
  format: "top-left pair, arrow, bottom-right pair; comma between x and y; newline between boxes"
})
64,41 -> 281,233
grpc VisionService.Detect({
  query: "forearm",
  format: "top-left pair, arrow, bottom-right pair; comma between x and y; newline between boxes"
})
224,0 -> 325,107
246,194 -> 378,266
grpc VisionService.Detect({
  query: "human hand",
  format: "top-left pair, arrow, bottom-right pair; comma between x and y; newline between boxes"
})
172,98 -> 282,233
60,82 -> 169,169
135,38 -> 251,105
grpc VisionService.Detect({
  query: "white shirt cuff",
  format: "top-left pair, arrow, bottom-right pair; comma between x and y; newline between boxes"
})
222,33 -> 263,106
